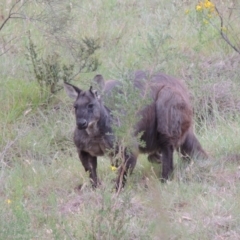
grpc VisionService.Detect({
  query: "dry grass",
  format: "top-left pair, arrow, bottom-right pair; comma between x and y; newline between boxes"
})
1,0 -> 240,239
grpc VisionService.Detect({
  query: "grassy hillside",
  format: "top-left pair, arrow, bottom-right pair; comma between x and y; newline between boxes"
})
1,0 -> 240,239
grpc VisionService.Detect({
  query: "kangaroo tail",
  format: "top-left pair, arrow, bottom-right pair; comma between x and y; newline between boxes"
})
180,129 -> 208,160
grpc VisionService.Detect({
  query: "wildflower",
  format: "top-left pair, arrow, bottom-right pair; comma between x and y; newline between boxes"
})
196,5 -> 202,11
207,14 -> 212,18
196,1 -> 215,13
111,165 -> 117,171
203,19 -> 209,24
221,26 -> 227,32
6,199 -> 12,205
204,1 -> 210,8
204,0 -> 214,9
185,9 -> 190,15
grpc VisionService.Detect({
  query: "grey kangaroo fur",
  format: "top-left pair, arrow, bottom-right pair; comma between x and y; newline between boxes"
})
64,70 -> 207,189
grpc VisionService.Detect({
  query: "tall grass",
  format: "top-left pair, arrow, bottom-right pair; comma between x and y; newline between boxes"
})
1,0 -> 240,239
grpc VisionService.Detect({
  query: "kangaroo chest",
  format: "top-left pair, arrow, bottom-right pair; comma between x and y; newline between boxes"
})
84,137 -> 109,156
74,131 -> 112,157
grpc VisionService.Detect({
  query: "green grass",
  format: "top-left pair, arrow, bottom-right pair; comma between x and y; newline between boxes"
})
1,120 -> 240,239
0,79 -> 44,123
1,0 -> 240,239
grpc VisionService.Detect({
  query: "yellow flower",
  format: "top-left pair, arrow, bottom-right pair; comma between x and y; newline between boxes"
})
204,1 -> 210,8
111,166 -> 117,171
6,199 -> 12,205
185,9 -> 190,15
221,26 -> 227,32
203,19 -> 209,24
204,0 -> 214,9
196,5 -> 202,11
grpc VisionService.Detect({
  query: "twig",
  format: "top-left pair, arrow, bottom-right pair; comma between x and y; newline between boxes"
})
215,6 -> 240,55
0,0 -> 21,31
0,128 -> 29,164
116,145 -> 126,196
0,138 -> 18,164
0,35 -> 24,57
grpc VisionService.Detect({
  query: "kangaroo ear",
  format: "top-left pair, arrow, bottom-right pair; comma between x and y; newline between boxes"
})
89,86 -> 100,99
64,82 -> 81,99
93,74 -> 105,91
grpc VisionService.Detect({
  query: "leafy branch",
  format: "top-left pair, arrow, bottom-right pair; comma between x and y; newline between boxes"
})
26,33 -> 100,96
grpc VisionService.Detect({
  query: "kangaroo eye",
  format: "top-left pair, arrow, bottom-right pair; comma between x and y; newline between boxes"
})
88,103 -> 94,109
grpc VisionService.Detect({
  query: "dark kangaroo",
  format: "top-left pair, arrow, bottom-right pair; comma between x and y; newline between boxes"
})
64,70 -> 207,189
